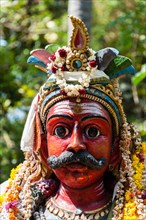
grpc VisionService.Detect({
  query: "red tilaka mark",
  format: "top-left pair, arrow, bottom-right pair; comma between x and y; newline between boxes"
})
74,29 -> 84,48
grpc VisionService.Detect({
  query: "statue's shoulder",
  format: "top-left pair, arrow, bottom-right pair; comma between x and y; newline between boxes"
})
0,180 -> 9,195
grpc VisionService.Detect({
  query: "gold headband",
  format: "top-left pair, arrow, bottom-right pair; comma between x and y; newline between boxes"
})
39,81 -> 125,137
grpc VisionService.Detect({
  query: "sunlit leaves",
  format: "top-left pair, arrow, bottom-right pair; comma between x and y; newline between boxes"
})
0,0 -> 67,182
132,64 -> 146,86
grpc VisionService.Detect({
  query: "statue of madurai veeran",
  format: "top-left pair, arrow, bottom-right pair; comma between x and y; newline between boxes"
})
0,16 -> 146,220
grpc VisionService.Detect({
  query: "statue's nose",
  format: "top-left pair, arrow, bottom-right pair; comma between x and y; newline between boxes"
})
67,125 -> 86,152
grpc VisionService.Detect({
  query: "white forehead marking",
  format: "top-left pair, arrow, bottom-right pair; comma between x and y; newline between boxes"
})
52,100 -> 105,115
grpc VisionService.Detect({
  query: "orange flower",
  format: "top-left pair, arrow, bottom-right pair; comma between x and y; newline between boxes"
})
13,207 -> 18,215
9,212 -> 17,220
15,185 -> 22,191
7,193 -> 17,202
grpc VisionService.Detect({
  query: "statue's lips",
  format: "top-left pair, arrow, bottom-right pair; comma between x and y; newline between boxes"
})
66,162 -> 88,171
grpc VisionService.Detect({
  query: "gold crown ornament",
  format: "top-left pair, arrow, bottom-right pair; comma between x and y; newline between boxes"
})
28,16 -> 135,97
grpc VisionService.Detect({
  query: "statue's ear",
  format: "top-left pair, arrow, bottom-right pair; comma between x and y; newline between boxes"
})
108,137 -> 122,173
33,111 -> 48,166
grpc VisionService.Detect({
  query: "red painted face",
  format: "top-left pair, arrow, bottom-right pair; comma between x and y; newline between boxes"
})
46,99 -> 112,189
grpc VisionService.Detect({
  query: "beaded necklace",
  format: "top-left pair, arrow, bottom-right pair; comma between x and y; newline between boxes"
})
44,197 -> 111,220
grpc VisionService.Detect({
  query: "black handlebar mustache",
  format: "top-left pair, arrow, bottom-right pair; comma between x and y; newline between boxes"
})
47,151 -> 106,170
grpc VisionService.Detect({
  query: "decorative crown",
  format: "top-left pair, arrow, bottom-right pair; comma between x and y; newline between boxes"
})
27,16 -> 135,96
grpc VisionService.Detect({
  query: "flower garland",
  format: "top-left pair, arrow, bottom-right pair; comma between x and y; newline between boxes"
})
46,47 -> 98,96
0,164 -> 22,220
112,137 -> 146,220
112,122 -> 146,220
123,143 -> 146,220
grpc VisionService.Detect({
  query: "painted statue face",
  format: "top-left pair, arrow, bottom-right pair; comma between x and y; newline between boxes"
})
46,99 -> 112,189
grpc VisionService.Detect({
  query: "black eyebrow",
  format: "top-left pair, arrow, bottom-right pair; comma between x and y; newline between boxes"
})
47,114 -> 73,121
81,114 -> 109,124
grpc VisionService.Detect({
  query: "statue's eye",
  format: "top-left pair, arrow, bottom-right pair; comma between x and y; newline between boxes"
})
84,126 -> 100,138
54,126 -> 69,138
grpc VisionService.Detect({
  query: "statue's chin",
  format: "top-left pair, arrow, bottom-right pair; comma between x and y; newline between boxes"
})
53,166 -> 105,189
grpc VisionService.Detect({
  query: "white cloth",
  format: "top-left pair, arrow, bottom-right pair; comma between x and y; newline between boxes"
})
0,180 -> 8,195
20,94 -> 39,152
63,70 -> 109,81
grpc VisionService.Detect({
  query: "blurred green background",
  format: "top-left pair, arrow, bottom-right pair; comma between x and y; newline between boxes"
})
0,0 -> 146,182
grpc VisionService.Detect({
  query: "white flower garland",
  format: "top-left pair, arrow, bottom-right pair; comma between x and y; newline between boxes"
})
47,47 -> 97,96
55,70 -> 95,96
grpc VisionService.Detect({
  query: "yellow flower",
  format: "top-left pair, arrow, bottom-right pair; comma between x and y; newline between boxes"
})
0,193 -> 6,205
123,143 -> 145,220
10,164 -> 21,180
125,191 -> 131,202
123,201 -> 137,220
132,155 -> 139,167
132,145 -> 144,190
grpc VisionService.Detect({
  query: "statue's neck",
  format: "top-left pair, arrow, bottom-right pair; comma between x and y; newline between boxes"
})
52,178 -> 112,212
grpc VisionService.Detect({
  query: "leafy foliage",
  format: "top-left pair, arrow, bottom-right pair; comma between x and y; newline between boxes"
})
0,0 -> 68,182
92,0 -> 146,139
132,64 -> 146,86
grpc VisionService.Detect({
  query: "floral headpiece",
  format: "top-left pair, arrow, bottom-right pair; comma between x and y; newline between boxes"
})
28,16 -> 135,97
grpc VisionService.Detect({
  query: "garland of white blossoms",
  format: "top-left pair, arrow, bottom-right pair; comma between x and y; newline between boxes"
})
46,47 -> 98,96
55,70 -> 94,96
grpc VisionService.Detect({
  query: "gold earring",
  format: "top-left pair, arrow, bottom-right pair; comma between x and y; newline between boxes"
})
108,164 -> 114,171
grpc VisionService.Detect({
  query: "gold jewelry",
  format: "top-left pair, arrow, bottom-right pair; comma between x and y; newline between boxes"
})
108,164 -> 114,171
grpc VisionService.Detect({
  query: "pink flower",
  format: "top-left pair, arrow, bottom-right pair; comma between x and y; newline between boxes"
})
61,66 -> 65,71
58,49 -> 67,58
142,191 -> 146,199
60,90 -> 67,95
136,153 -> 144,162
51,65 -> 58,74
49,54 -> 56,61
5,200 -> 18,210
35,179 -> 59,198
79,89 -> 86,94
89,60 -> 97,68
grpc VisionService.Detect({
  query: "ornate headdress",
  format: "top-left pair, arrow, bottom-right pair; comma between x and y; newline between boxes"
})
20,16 -> 135,152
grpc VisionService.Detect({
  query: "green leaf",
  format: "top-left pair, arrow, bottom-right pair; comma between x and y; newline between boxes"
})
132,64 -> 146,86
45,44 -> 60,53
105,55 -> 133,75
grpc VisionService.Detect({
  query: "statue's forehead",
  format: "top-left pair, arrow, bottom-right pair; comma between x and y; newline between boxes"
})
48,100 -> 111,121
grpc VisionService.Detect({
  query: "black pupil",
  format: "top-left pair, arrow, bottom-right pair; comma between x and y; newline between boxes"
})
55,126 -> 66,137
87,127 -> 98,137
